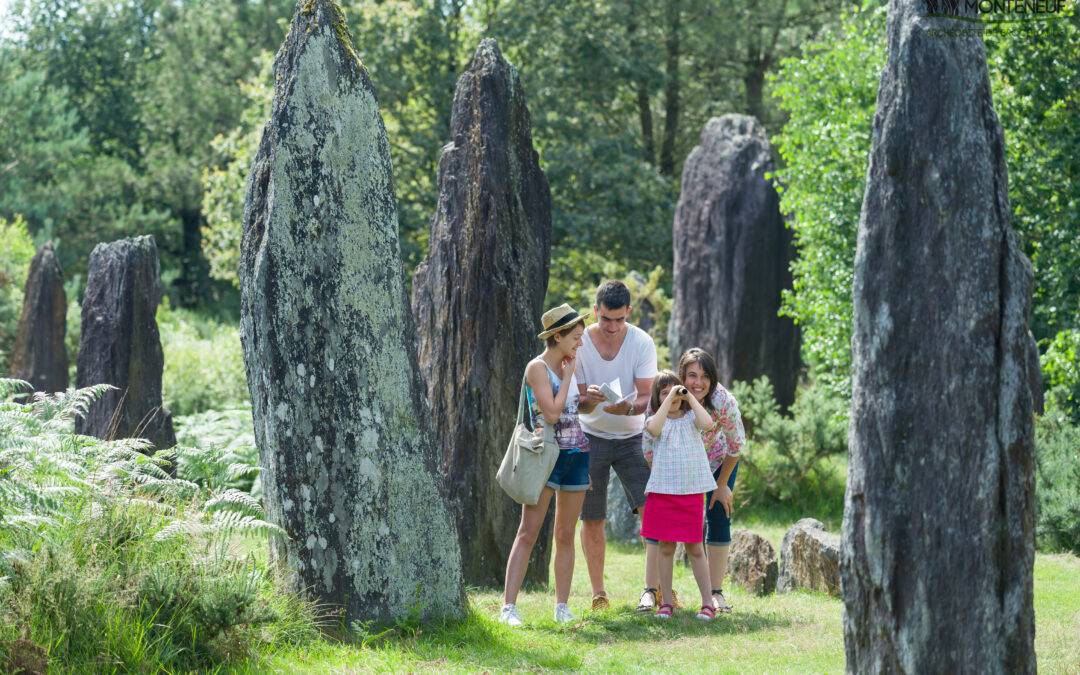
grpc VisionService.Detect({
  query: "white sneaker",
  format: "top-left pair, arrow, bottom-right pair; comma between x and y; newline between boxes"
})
499,603 -> 523,627
554,603 -> 576,623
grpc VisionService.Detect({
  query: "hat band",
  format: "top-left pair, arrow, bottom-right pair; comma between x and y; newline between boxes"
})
546,311 -> 581,332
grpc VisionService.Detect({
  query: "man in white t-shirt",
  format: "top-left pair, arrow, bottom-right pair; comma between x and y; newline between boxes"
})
574,280 -> 657,611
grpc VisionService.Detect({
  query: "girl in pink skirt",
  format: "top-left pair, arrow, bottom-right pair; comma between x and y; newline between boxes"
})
639,370 -> 718,620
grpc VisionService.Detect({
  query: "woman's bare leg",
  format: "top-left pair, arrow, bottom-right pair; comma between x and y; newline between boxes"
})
503,487 -> 556,606
552,489 -> 587,604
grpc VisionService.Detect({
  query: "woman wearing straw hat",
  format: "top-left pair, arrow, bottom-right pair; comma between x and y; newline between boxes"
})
500,304 -> 599,627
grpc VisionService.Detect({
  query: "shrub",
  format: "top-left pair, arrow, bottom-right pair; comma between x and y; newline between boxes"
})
0,379 -> 315,671
731,376 -> 848,518
1034,413 -> 1080,555
1042,328 -> 1080,424
157,302 -> 249,416
173,406 -> 260,496
0,215 -> 35,367
546,248 -> 673,367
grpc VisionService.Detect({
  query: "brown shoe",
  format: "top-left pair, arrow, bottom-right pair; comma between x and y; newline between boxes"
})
591,591 -> 610,612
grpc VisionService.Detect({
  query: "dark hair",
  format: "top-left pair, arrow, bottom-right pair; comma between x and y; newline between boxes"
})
545,322 -> 582,347
595,280 -> 631,311
649,370 -> 689,413
678,348 -> 719,412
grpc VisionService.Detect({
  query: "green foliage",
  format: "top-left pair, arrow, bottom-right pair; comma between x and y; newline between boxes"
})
201,53 -> 274,287
0,215 -> 35,366
0,379 -> 314,670
770,8 -> 886,401
157,301 -> 249,416
987,11 -> 1080,343
1042,328 -> 1080,423
545,249 -> 673,366
1034,413 -> 1080,555
3,0 -> 293,306
731,376 -> 848,516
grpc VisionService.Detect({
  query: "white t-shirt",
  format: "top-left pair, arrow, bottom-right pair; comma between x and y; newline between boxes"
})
576,324 -> 658,439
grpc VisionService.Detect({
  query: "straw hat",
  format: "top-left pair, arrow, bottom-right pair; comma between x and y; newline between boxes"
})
537,303 -> 591,340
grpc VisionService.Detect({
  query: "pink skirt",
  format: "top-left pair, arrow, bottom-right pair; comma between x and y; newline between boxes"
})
640,492 -> 705,543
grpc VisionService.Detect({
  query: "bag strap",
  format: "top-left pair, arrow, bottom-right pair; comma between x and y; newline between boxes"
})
517,374 -> 531,429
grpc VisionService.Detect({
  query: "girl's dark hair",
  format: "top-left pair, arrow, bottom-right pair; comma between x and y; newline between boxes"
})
678,348 -> 719,412
649,370 -> 689,413
545,322 -> 582,348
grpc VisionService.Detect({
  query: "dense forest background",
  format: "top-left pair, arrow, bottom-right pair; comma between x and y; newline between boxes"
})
1,0 -> 1078,539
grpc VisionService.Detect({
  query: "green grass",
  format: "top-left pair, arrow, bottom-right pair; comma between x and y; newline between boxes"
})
245,523 -> 1080,674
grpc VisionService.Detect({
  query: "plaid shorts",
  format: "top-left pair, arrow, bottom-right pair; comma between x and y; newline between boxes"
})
580,433 -> 650,521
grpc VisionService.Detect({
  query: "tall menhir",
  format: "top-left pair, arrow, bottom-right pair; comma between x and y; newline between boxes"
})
842,0 -> 1036,672
412,38 -> 552,587
238,0 -> 463,622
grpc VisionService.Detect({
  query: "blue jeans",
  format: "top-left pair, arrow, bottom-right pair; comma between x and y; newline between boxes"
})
705,461 -> 739,546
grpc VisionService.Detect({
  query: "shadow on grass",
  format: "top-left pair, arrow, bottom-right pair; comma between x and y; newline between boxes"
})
336,597 -> 794,671
345,603 -> 584,671
533,604 -> 795,644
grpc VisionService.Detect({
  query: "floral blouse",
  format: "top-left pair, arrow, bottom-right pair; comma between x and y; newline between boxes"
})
644,385 -> 745,472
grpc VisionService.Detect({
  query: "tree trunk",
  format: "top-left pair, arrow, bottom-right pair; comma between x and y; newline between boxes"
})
239,0 -> 464,623
659,0 -> 680,176
627,0 -> 655,165
412,38 -> 553,588
843,1 -> 1036,672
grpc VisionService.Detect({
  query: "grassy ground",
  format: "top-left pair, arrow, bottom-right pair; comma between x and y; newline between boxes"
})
248,522 -> 1080,674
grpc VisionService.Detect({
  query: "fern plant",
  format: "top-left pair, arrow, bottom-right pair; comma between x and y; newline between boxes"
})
0,379 -> 282,549
0,380 -> 316,671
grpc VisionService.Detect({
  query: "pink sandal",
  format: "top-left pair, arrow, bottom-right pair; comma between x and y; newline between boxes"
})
696,604 -> 716,621
655,603 -> 674,619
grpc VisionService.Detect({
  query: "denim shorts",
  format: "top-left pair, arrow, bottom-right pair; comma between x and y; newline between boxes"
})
546,449 -> 590,491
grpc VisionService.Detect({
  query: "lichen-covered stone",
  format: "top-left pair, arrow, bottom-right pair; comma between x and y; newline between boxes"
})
10,242 -> 68,393
74,236 -> 175,449
777,518 -> 839,597
411,38 -> 551,587
668,114 -> 799,408
728,529 -> 778,596
239,0 -> 462,622
843,2 -> 1036,671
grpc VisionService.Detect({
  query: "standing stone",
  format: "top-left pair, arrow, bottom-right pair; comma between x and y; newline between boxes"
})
75,236 -> 175,449
669,114 -> 799,409
843,2 -> 1036,672
411,38 -> 551,587
777,518 -> 840,597
239,0 -> 462,622
728,529 -> 778,596
604,471 -> 641,545
10,242 -> 68,393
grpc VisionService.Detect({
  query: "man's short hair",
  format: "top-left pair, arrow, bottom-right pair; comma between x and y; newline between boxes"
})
595,280 -> 631,310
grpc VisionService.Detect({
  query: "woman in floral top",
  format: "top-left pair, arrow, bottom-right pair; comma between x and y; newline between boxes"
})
641,348 -> 746,614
